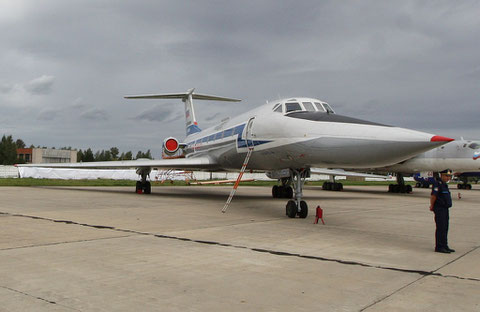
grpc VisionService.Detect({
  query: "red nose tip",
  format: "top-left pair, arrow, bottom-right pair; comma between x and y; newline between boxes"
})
430,136 -> 455,142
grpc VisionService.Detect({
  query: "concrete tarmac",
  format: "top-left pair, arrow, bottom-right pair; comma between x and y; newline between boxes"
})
0,184 -> 479,311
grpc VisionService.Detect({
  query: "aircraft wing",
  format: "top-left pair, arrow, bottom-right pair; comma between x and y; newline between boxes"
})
310,168 -> 389,179
16,157 -> 217,171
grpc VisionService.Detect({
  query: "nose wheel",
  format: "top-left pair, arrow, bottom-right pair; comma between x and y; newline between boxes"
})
284,169 -> 310,218
286,200 -> 308,218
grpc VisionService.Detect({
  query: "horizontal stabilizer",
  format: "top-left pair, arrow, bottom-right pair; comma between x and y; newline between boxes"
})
124,88 -> 240,136
124,91 -> 241,102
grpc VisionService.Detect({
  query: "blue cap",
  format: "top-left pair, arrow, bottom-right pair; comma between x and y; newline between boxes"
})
440,169 -> 453,175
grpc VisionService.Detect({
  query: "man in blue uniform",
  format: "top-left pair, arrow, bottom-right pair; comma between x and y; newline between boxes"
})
430,169 -> 454,253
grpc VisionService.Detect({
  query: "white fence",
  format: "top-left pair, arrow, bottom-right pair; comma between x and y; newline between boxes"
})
0,166 -> 19,178
2,166 -> 334,181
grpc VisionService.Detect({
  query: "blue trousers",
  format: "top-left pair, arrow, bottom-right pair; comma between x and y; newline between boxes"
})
434,208 -> 449,249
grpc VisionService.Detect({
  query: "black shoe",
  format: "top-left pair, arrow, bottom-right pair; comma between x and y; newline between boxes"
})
446,247 -> 455,252
435,248 -> 451,253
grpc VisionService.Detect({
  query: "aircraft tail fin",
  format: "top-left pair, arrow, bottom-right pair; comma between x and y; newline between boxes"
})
125,88 -> 241,136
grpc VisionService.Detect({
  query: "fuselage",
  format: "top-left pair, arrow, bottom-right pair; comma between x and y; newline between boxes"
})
182,97 -> 450,171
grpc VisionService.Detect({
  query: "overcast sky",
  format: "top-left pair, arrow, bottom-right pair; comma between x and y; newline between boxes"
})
1,1 -> 479,158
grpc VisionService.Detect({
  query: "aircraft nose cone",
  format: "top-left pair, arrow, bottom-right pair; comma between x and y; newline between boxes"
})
431,136 -> 455,142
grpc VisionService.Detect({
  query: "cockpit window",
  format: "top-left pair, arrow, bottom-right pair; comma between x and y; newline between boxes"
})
314,102 -> 325,112
302,102 -> 315,111
285,102 -> 302,113
468,142 -> 480,149
273,103 -> 282,113
322,103 -> 335,114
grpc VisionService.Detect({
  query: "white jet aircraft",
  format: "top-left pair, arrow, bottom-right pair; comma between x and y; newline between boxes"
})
18,88 -> 454,218
384,138 -> 480,192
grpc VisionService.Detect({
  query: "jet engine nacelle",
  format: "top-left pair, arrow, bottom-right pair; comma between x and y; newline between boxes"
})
163,137 -> 180,155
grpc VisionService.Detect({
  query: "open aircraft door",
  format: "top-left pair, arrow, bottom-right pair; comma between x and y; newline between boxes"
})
243,117 -> 255,148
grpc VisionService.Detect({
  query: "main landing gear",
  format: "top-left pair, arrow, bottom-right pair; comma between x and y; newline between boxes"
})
457,180 -> 472,190
415,181 -> 431,188
135,168 -> 152,194
322,176 -> 343,191
388,173 -> 412,193
285,169 -> 309,219
272,177 -> 293,198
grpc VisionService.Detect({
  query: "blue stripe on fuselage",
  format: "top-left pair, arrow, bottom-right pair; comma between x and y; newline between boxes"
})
185,123 -> 271,152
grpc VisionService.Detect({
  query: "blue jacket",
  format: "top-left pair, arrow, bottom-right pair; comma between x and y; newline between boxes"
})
431,180 -> 452,210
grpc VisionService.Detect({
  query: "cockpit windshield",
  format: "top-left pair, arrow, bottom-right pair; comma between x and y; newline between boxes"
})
273,103 -> 282,113
285,102 -> 302,113
323,103 -> 335,114
302,102 -> 315,111
314,102 -> 325,112
279,99 -> 335,115
468,142 -> 480,149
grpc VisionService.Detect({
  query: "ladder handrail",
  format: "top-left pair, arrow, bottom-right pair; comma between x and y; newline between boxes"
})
222,146 -> 254,213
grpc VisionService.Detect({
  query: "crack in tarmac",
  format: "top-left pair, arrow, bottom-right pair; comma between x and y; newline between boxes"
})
2,211 -> 479,285
360,244 -> 480,311
0,235 -> 134,251
0,285 -> 58,305
0,285 -> 81,311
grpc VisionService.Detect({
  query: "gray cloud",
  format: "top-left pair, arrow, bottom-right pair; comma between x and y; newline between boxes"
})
0,83 -> 13,94
80,108 -> 108,121
205,112 -> 222,122
0,1 -> 479,157
24,75 -> 55,95
37,109 -> 59,121
133,105 -> 183,123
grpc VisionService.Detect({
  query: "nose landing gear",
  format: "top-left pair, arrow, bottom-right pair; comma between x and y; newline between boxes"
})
285,169 -> 310,218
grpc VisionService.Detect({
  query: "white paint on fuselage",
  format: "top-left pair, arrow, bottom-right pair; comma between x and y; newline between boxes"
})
182,97 -> 446,171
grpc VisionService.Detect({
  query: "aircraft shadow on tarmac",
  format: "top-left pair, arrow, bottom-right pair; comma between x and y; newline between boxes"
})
35,185 -> 377,202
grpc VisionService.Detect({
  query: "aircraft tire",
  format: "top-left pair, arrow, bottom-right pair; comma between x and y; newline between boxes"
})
135,181 -> 142,193
298,201 -> 308,218
286,186 -> 293,199
457,184 -> 464,189
467,184 -> 472,190
272,185 -> 279,198
322,181 -> 328,190
279,186 -> 288,198
144,181 -> 152,194
406,185 -> 413,193
286,200 -> 297,218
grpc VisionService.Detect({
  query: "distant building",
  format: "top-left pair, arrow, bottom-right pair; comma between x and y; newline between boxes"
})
17,148 -> 77,164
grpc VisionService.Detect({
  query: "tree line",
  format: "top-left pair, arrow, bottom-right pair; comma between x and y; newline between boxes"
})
77,148 -> 152,162
0,135 -> 26,165
0,134 -> 153,165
